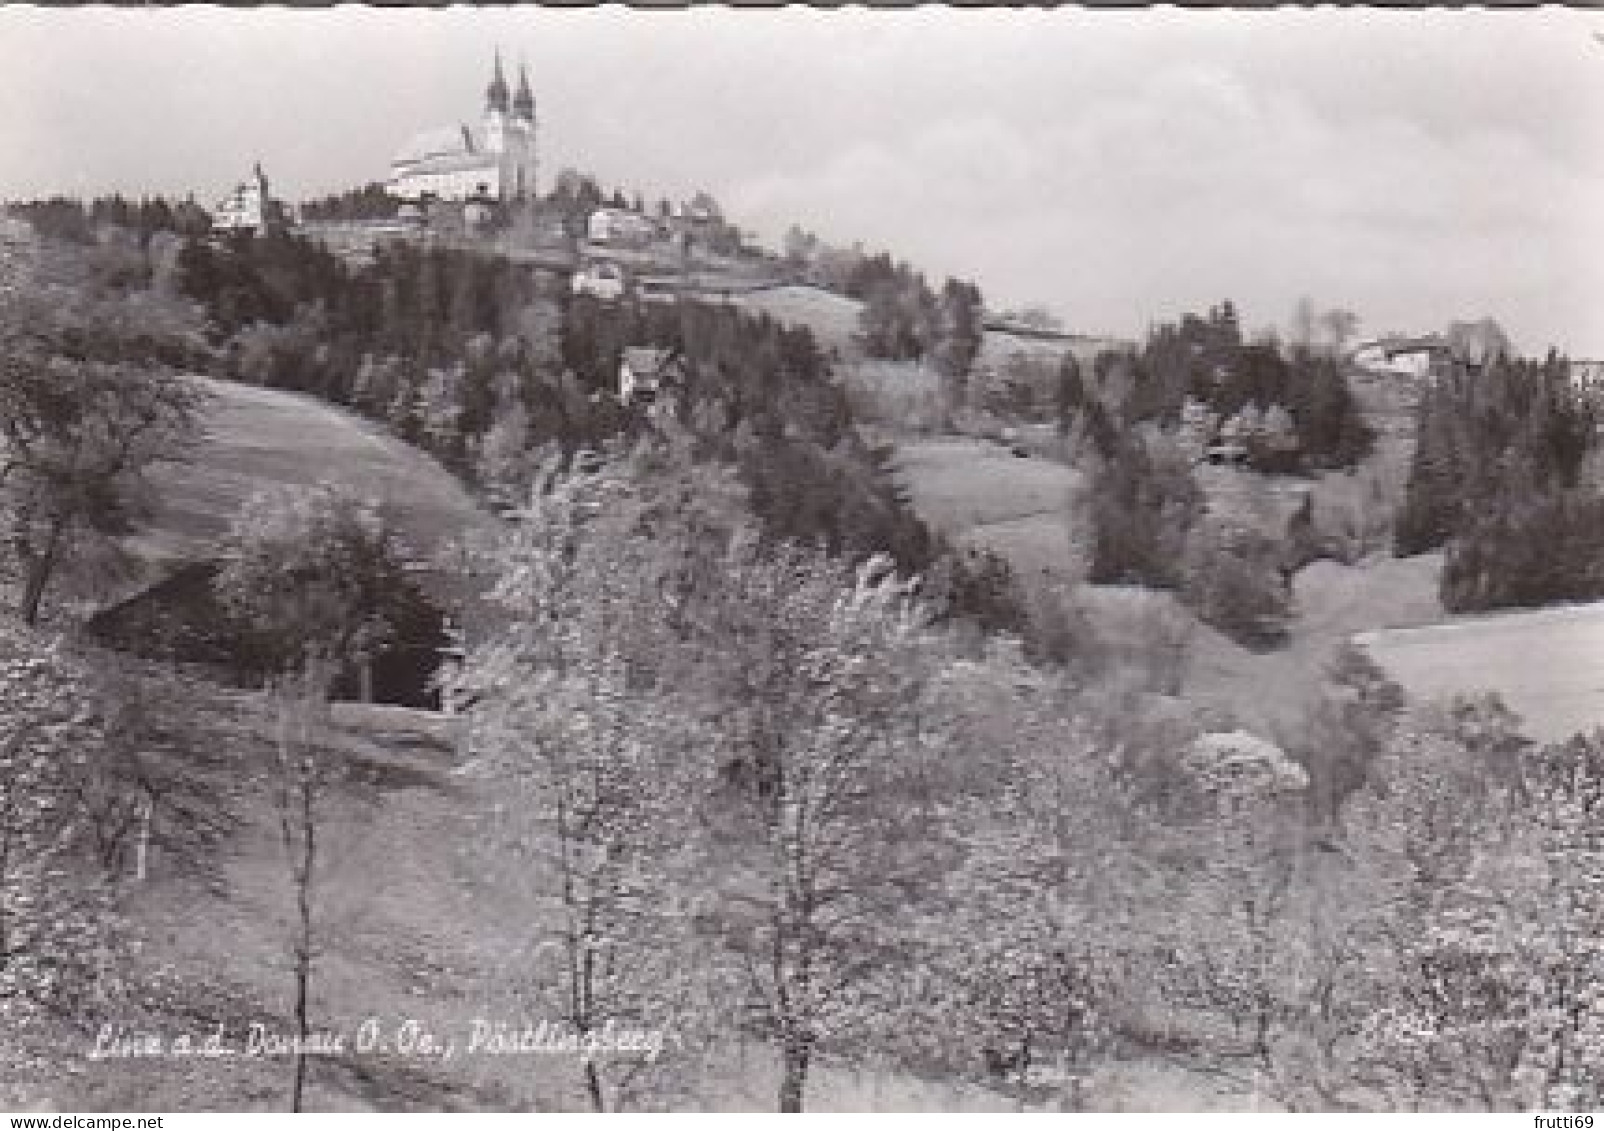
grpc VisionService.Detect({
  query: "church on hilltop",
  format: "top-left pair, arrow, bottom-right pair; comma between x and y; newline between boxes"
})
389,53 -> 537,203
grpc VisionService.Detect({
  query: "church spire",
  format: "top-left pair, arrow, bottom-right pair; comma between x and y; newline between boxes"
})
513,59 -> 535,122
486,50 -> 510,114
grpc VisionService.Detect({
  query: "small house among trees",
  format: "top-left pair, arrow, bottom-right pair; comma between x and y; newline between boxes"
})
618,346 -> 683,407
587,207 -> 659,247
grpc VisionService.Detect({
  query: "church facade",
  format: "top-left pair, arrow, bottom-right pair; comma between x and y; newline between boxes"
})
389,55 -> 537,203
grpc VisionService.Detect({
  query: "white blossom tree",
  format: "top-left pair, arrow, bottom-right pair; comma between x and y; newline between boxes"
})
449,458 -> 736,1110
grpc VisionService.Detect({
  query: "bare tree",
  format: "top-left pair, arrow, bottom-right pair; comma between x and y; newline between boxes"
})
270,667 -> 329,1113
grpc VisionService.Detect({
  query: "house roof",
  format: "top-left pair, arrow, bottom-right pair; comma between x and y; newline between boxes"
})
392,151 -> 500,179
392,125 -> 482,169
591,207 -> 657,229
621,347 -> 675,375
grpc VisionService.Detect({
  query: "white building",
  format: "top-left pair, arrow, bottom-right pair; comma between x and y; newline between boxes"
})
213,164 -> 271,233
587,207 -> 658,246
618,347 -> 681,405
1350,337 -> 1441,381
389,54 -> 537,203
572,260 -> 627,301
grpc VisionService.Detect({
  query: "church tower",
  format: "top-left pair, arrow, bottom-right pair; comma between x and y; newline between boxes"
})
482,51 -> 511,179
510,60 -> 537,198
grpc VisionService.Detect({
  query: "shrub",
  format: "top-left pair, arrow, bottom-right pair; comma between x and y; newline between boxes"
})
1180,523 -> 1292,650
1087,430 -> 1204,589
1441,487 -> 1604,612
213,482 -> 439,694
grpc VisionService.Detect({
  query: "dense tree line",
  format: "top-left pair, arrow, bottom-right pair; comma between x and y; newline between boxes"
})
1394,352 -> 1602,611
8,195 -> 211,246
1124,303 -> 1373,471
844,251 -> 985,375
297,183 -> 401,224
13,199 -> 1604,1115
1085,423 -> 1299,649
169,232 -> 1053,641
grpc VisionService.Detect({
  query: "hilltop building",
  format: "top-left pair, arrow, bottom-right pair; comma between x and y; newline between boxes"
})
390,53 -> 537,203
587,206 -> 659,246
213,163 -> 273,233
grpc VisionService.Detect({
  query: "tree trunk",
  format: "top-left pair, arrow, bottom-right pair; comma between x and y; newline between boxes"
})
584,1058 -> 606,1113
19,558 -> 50,627
778,1038 -> 809,1113
291,943 -> 309,1113
19,517 -> 68,626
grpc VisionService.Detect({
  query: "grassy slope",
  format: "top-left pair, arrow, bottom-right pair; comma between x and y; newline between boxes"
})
1358,599 -> 1604,743
1181,552 -> 1443,736
894,437 -> 1086,585
32,686 -> 1029,1113
731,284 -> 865,353
880,360 -> 1456,737
139,376 -> 489,562
103,376 -> 491,613
731,283 -> 1124,370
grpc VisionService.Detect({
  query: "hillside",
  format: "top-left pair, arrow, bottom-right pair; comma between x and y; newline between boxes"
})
1177,552 -> 1444,735
894,437 -> 1085,584
10,193 -> 1599,1115
730,282 -> 1129,374
730,284 -> 864,352
976,326 -> 1130,376
132,376 -> 489,569
27,680 -> 1264,1113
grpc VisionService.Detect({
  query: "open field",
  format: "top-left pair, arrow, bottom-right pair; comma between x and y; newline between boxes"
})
976,328 -> 1129,376
895,437 -> 1080,531
731,284 -> 864,352
894,436 -> 1085,582
730,283 -> 1131,375
1174,553 -> 1444,734
137,377 -> 489,565
1358,600 -> 1604,743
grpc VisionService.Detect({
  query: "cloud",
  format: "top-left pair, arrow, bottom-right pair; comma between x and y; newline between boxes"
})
3,7 -> 1599,354
725,62 -> 1604,354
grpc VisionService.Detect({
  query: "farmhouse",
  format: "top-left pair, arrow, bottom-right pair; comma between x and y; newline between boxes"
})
618,346 -> 683,406
572,260 -> 627,301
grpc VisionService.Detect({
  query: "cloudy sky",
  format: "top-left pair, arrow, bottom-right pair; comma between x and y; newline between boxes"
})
3,7 -> 1601,354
